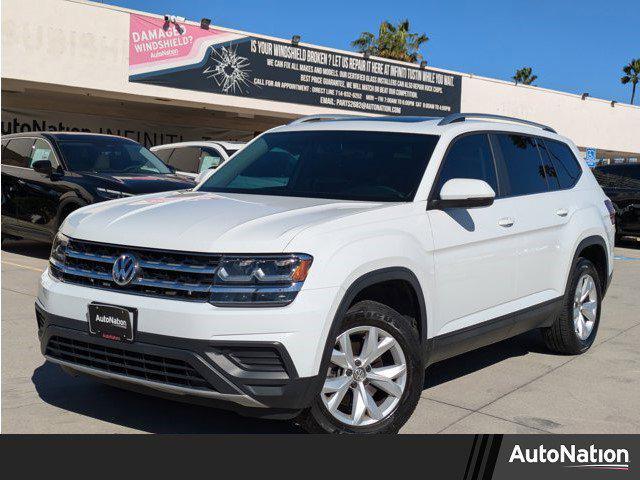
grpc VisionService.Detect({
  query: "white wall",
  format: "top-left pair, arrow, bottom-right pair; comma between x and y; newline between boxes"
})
2,0 -> 639,153
462,76 -> 640,153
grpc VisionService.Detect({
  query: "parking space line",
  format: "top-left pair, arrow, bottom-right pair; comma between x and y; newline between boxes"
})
1,261 -> 45,272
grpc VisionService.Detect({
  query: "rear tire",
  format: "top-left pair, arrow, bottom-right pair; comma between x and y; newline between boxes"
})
296,300 -> 423,434
542,258 -> 601,354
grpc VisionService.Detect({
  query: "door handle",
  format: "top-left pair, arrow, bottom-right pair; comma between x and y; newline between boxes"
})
498,217 -> 515,228
556,208 -> 568,217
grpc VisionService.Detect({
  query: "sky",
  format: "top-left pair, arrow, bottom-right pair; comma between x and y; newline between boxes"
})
106,0 -> 638,104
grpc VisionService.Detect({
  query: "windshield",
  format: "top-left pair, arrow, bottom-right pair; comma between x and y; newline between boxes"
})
198,131 -> 439,202
58,137 -> 172,174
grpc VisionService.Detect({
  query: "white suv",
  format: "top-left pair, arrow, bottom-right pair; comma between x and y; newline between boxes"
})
37,113 -> 615,434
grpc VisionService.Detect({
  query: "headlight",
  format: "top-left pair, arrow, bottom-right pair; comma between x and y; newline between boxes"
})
96,188 -> 133,199
50,232 -> 69,265
210,254 -> 312,306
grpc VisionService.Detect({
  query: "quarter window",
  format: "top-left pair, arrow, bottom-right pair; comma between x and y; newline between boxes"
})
543,139 -> 582,189
493,134 -> 548,196
435,134 -> 498,196
2,138 -> 34,168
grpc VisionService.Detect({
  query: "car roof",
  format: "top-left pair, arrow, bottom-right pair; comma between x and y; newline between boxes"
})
151,140 -> 247,150
270,114 -> 569,143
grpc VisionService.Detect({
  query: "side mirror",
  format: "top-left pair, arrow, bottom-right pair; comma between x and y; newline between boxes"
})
435,178 -> 496,209
32,160 -> 53,176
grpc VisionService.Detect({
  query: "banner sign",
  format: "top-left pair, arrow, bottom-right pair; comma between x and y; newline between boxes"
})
128,14 -> 462,116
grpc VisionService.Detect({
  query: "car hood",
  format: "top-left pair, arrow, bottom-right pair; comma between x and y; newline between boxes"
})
84,172 -> 196,193
62,190 -> 387,252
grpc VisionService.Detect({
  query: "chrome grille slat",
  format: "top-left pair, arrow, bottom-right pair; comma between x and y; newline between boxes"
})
52,239 -> 221,301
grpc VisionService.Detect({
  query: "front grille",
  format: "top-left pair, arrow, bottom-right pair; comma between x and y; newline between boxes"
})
223,347 -> 288,374
51,239 -> 220,301
46,336 -> 213,391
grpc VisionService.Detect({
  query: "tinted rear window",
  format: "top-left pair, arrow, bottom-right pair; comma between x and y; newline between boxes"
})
199,131 -> 439,202
2,138 -> 35,168
493,134 -> 548,196
594,165 -> 640,189
543,139 -> 582,188
596,165 -> 640,181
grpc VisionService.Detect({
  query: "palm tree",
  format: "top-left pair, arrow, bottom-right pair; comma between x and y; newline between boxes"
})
351,20 -> 429,63
621,59 -> 640,105
512,67 -> 538,85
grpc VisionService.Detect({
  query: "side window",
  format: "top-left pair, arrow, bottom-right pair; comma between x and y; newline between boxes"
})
493,134 -> 548,196
535,139 -> 560,191
199,147 -> 224,173
165,147 -> 200,173
543,139 -> 582,189
435,134 -> 498,196
2,138 -> 34,167
153,148 -> 174,162
30,139 -> 57,167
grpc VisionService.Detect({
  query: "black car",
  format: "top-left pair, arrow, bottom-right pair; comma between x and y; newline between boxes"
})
593,163 -> 640,241
1,132 -> 196,243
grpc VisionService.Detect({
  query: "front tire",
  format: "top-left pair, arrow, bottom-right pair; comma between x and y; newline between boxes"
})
542,258 -> 601,354
296,300 -> 423,434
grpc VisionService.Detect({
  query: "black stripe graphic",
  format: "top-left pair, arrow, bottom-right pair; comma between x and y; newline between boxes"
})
463,435 -> 480,480
472,435 -> 490,480
481,435 -> 503,480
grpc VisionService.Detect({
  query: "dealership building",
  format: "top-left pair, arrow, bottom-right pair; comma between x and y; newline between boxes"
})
2,0 -> 639,164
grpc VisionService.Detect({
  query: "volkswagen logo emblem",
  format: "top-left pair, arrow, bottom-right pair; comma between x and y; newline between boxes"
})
112,253 -> 139,286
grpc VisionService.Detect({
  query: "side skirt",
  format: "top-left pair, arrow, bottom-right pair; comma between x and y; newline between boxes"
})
426,297 -> 563,366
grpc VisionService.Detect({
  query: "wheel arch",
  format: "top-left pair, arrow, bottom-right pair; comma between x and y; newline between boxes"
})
316,268 -> 428,381
569,235 -> 610,296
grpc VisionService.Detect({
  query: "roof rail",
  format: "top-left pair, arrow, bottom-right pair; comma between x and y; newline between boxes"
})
438,113 -> 557,133
289,114 -> 359,125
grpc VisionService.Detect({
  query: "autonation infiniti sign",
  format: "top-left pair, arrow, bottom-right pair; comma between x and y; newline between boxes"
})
128,14 -> 462,116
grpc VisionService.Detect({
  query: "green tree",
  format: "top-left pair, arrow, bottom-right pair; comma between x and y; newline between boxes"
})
621,59 -> 640,105
351,20 -> 429,63
512,67 -> 538,85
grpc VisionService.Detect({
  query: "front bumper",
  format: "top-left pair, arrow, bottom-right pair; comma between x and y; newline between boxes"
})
37,304 -> 323,418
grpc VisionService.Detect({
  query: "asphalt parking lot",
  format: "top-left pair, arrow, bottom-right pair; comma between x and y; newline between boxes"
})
2,239 -> 639,434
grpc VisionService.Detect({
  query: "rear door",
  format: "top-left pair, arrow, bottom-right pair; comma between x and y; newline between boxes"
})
1,137 -> 35,232
428,133 -> 519,337
14,138 -> 67,240
490,133 -> 569,310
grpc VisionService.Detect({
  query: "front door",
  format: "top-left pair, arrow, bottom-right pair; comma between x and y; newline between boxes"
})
428,133 -> 519,338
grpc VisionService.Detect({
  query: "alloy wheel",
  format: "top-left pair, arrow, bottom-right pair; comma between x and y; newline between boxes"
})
320,326 -> 407,427
573,273 -> 598,341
